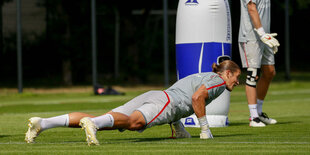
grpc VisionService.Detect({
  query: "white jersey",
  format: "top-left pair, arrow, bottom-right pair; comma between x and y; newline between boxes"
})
238,0 -> 271,42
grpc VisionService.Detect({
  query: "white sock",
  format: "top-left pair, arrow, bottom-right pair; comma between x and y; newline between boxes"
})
257,99 -> 264,115
248,104 -> 259,120
91,114 -> 114,129
40,114 -> 69,131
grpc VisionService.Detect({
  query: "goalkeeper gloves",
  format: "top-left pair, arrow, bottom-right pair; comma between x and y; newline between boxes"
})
254,27 -> 280,54
198,116 -> 213,139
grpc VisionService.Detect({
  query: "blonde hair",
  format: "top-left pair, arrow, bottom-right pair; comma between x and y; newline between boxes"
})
212,60 -> 240,74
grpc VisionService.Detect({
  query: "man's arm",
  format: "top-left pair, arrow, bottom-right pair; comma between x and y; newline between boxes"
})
247,1 -> 280,53
192,85 -> 208,118
247,1 -> 262,29
192,85 -> 213,139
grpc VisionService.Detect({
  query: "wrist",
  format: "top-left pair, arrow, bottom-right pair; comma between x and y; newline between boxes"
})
255,27 -> 266,36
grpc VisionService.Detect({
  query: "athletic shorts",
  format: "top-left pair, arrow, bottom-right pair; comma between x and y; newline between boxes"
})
112,90 -> 176,129
238,40 -> 275,68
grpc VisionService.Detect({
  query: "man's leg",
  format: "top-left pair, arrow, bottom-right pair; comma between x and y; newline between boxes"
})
25,112 -> 95,143
257,65 -> 275,104
245,68 -> 266,127
246,85 -> 265,127
95,111 -> 146,130
246,85 -> 258,119
79,111 -> 146,145
256,65 -> 277,124
68,112 -> 96,127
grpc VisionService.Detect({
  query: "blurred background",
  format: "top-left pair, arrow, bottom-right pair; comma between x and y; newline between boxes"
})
0,0 -> 309,90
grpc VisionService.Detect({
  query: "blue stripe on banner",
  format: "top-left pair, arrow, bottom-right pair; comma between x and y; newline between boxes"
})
176,43 -> 202,79
223,43 -> 231,56
201,42 -> 222,73
176,42 -> 231,80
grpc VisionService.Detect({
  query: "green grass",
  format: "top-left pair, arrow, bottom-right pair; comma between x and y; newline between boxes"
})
0,81 -> 310,154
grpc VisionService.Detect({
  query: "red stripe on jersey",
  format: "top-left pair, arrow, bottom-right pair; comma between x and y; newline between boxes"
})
207,81 -> 226,90
243,43 -> 249,67
218,75 -> 225,82
147,91 -> 171,126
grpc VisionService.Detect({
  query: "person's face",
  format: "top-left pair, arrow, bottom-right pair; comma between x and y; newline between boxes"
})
225,69 -> 241,91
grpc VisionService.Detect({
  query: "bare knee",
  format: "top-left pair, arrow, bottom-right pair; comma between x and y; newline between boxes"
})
127,116 -> 145,131
261,65 -> 276,80
127,118 -> 144,130
262,68 -> 276,80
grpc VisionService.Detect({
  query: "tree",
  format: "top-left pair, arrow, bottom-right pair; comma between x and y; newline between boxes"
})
0,0 -> 12,54
42,0 -> 91,85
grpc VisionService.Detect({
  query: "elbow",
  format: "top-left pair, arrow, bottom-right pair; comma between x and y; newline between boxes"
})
192,92 -> 208,104
192,95 -> 199,103
247,3 -> 257,14
248,8 -> 256,16
192,95 -> 203,104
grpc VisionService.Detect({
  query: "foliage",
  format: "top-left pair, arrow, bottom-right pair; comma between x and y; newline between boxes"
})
296,0 -> 310,9
0,0 -> 310,87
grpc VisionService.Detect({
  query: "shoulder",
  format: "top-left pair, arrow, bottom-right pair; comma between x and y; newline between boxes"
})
241,0 -> 253,5
204,72 -> 224,81
202,73 -> 226,99
200,73 -> 225,89
207,78 -> 226,91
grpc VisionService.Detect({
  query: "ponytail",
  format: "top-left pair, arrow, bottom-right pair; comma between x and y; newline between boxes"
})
212,60 -> 240,74
212,63 -> 219,73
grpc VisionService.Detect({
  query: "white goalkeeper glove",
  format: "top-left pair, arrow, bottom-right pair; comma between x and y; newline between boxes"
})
198,116 -> 213,139
254,27 -> 280,54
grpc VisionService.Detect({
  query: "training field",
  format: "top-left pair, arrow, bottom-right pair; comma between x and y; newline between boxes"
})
0,80 -> 310,154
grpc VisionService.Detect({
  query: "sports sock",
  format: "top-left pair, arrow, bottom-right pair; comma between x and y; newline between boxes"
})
257,99 -> 264,115
91,114 -> 114,129
248,104 -> 259,120
40,114 -> 69,131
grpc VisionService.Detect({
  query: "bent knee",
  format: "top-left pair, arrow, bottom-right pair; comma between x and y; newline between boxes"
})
263,69 -> 276,79
127,117 -> 145,130
128,123 -> 144,131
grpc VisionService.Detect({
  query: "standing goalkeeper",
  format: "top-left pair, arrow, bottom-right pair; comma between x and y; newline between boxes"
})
238,0 -> 280,127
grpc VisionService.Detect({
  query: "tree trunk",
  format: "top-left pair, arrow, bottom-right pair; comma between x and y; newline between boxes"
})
57,2 -> 72,86
0,2 -> 3,53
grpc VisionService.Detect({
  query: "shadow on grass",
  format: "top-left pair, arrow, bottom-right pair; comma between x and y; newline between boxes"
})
0,135 -> 10,139
228,121 -> 298,127
112,137 -> 171,143
276,121 -> 300,125
228,122 -> 249,126
191,133 -> 252,139
105,133 -> 253,143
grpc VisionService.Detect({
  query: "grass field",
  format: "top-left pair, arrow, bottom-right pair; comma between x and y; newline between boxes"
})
0,81 -> 310,154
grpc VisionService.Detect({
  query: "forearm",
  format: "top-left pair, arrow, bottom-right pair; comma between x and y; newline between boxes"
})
192,85 -> 213,139
192,98 -> 206,118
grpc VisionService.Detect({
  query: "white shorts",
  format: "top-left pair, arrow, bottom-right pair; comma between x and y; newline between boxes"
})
112,90 -> 175,129
238,40 -> 275,68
